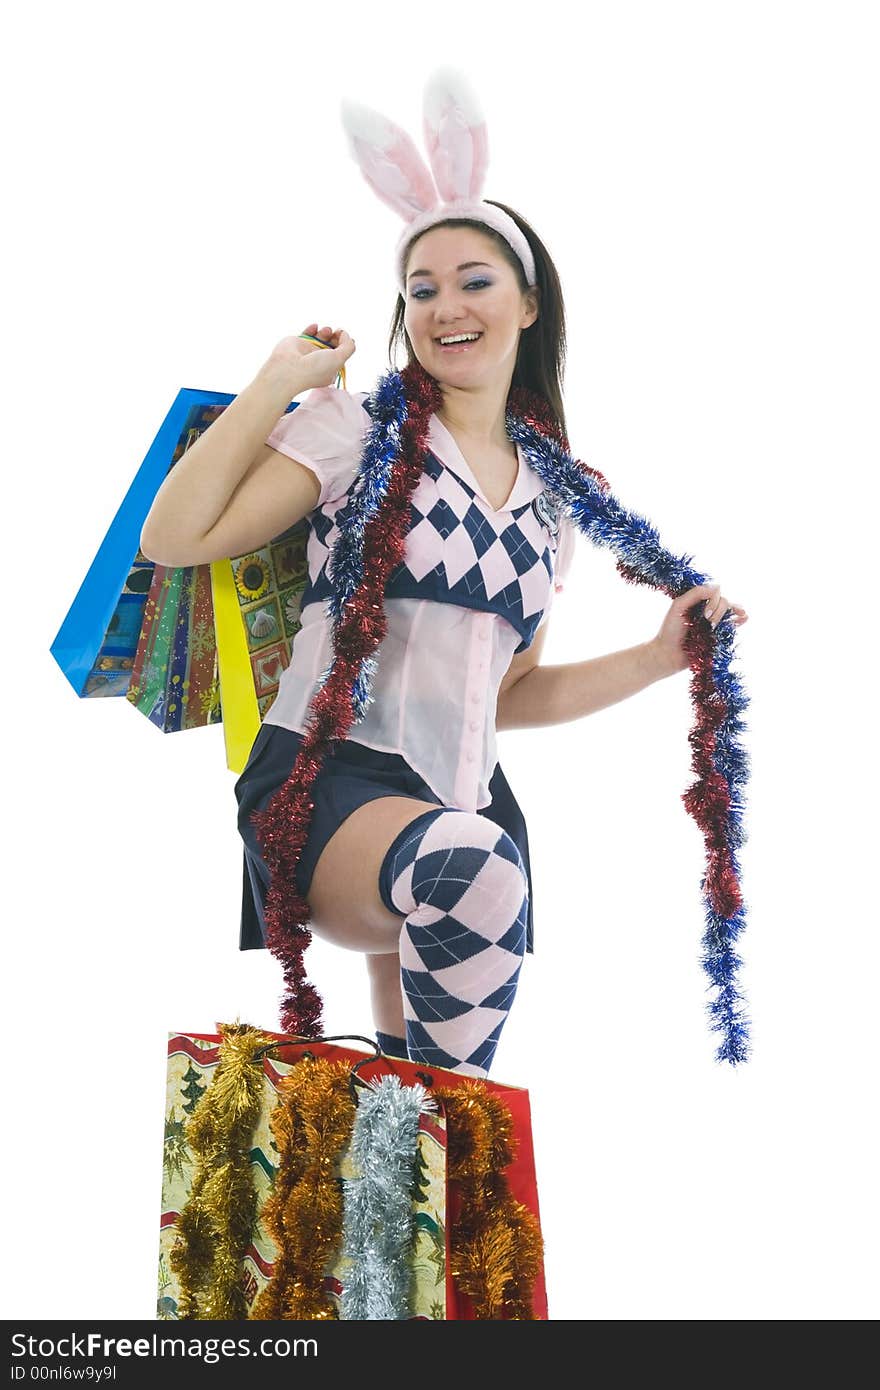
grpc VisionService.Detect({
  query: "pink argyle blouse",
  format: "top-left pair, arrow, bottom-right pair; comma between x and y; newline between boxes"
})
261,386 -> 576,813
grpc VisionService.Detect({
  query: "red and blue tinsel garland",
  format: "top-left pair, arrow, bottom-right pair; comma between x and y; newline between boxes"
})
251,362 -> 751,1064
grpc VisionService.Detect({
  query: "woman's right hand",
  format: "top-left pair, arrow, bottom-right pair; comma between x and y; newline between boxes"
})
264,323 -> 357,391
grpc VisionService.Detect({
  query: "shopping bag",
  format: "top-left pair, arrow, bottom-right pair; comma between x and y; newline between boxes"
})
50,373 -> 338,772
211,518 -> 311,773
158,1025 -> 548,1320
125,557 -> 222,732
50,389 -> 232,705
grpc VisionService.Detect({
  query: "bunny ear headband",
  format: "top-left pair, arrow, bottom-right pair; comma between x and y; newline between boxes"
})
339,67 -> 537,294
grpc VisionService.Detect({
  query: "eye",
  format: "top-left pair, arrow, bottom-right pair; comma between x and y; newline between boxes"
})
410,278 -> 493,300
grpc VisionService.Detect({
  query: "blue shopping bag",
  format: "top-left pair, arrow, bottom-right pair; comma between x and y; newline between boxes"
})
50,388 -> 235,701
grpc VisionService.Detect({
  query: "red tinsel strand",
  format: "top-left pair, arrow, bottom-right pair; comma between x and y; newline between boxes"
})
508,388 -> 568,448
615,559 -> 677,601
615,555 -> 741,919
250,365 -> 442,1036
679,614 -> 742,918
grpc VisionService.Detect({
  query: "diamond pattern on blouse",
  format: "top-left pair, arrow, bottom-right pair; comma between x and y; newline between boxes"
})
301,451 -> 559,650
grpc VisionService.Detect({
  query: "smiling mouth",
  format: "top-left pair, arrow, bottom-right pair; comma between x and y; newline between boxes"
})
435,333 -> 484,350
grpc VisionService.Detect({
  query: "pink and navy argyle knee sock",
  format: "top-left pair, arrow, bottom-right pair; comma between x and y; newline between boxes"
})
378,807 -> 528,1078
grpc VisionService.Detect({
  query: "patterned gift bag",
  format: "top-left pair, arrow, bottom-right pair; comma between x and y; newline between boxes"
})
210,518 -> 311,772
158,1030 -> 447,1320
158,1026 -> 547,1320
50,381 -> 338,772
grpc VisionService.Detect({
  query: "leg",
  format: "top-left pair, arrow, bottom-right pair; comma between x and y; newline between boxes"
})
305,795 -> 445,952
365,950 -> 406,1039
305,798 -> 452,1055
379,809 -> 529,1078
304,796 -> 528,1076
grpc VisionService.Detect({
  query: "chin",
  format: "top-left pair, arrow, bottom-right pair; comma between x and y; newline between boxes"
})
412,346 -> 490,384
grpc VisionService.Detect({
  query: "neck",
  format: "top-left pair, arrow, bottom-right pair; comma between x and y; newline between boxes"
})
434,379 -> 514,448
399,361 -> 565,455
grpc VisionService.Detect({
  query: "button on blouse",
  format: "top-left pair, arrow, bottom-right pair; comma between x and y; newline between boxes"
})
259,387 -> 577,813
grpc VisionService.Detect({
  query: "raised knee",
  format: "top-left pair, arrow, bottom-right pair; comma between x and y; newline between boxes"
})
382,808 -> 528,944
420,807 -> 525,862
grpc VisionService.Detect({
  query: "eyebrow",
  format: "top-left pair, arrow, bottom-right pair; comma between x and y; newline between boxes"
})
406,261 -> 493,281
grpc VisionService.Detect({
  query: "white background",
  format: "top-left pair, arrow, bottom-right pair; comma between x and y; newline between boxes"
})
5,0 -> 877,1321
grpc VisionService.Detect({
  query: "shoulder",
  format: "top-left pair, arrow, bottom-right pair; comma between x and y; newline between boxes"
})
270,385 -> 372,436
265,387 -> 373,508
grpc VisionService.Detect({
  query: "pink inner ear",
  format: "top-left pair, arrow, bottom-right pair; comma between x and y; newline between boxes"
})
424,113 -> 489,203
348,127 -> 439,221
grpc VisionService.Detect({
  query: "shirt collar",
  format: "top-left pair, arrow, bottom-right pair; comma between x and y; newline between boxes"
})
427,414 -> 543,511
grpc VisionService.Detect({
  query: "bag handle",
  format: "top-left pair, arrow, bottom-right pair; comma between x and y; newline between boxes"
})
249,1032 -> 433,1104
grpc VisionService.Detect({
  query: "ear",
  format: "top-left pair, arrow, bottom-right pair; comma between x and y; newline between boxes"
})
523,283 -> 540,329
422,66 -> 489,202
340,98 -> 440,220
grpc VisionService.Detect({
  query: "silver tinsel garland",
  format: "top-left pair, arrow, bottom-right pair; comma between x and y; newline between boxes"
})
339,1074 -> 435,1320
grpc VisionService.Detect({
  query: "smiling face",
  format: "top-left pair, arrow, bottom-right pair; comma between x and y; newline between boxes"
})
403,224 -> 538,388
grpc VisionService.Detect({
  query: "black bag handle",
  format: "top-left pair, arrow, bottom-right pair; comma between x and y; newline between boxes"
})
250,1033 -> 434,1104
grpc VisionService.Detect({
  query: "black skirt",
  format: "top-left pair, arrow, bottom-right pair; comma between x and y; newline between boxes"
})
233,723 -> 536,955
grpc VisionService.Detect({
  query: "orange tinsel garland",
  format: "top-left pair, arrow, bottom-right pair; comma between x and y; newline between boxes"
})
252,1056 -> 356,1319
434,1080 -> 544,1319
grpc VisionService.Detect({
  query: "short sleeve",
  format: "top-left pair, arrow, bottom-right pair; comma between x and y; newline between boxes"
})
553,513 -> 577,593
265,387 -> 371,507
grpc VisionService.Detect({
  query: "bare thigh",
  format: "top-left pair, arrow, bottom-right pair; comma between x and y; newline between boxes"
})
306,795 -> 441,953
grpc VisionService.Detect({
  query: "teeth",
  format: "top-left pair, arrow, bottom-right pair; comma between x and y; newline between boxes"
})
438,333 -> 481,344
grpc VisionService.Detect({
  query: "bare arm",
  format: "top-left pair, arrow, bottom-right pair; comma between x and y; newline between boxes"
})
496,583 -> 746,729
139,325 -> 356,567
495,630 -> 674,731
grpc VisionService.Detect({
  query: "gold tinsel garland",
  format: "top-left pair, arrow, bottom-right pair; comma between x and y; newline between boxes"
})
169,1021 -> 277,1319
251,1056 -> 356,1320
433,1081 -> 545,1319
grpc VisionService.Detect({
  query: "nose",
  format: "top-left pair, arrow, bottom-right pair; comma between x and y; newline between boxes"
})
434,311 -> 472,335
431,286 -> 471,321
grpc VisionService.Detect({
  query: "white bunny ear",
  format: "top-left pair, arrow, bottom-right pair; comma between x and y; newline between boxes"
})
422,67 -> 489,203
340,98 -> 440,220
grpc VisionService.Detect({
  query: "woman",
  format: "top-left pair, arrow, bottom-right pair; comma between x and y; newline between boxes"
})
140,216 -> 746,1080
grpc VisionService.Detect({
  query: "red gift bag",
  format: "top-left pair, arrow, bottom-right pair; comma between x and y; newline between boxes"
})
159,1026 -> 547,1320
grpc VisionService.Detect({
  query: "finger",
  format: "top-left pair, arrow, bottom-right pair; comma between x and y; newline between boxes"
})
703,584 -> 723,620
681,582 -> 718,603
679,583 -> 717,618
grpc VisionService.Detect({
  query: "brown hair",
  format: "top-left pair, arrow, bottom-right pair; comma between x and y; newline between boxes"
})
387,199 -> 568,439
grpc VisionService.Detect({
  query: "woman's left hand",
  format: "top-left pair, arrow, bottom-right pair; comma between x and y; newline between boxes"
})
650,583 -> 749,677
